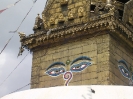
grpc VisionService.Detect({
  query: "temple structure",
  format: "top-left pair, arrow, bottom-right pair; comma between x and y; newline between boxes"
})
19,0 -> 133,88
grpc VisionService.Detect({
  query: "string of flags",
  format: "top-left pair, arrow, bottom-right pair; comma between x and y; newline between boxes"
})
0,0 -> 21,14
0,0 -> 38,55
9,4 -> 35,33
9,0 -> 38,33
0,8 -> 7,14
0,0 -> 37,14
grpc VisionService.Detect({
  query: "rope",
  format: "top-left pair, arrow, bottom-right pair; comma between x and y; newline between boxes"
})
0,0 -> 38,55
0,37 -> 13,54
0,0 -> 21,14
9,83 -> 31,94
0,52 -> 29,87
9,3 -> 36,33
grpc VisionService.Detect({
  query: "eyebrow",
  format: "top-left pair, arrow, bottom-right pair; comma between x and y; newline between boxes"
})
71,56 -> 91,65
118,60 -> 129,70
46,62 -> 65,70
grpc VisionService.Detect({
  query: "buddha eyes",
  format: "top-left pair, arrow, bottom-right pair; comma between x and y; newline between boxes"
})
46,67 -> 66,76
118,65 -> 130,79
70,62 -> 91,72
46,61 -> 91,76
46,56 -> 92,77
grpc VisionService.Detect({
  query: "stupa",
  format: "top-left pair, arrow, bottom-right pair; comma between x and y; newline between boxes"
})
1,0 -> 133,99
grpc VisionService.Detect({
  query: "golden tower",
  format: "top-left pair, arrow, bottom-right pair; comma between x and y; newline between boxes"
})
19,0 -> 133,88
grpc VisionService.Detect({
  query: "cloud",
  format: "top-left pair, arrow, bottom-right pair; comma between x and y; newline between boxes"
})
0,52 -> 6,66
0,51 -> 32,97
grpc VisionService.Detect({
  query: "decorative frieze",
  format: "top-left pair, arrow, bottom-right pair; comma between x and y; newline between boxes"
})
19,14 -> 133,53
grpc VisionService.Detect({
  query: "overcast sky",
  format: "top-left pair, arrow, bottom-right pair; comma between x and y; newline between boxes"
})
0,0 -> 46,97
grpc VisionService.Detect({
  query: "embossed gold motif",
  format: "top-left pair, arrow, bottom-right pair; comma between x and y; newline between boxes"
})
50,16 -> 55,25
78,7 -> 84,18
58,13 -> 65,22
68,10 -> 74,20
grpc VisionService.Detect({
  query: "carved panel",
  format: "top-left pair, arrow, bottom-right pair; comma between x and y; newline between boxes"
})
58,13 -> 65,22
49,16 -> 55,25
68,10 -> 74,20
78,7 -> 84,18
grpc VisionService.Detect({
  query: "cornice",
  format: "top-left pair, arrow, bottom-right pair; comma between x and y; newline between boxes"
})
19,12 -> 133,54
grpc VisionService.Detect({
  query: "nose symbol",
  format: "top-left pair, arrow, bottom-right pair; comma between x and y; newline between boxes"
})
63,71 -> 73,86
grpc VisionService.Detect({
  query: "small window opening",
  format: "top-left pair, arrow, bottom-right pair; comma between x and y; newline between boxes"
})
90,5 -> 96,12
61,5 -> 68,12
118,9 -> 123,20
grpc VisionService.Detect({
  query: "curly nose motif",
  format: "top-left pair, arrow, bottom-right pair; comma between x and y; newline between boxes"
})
63,71 -> 73,86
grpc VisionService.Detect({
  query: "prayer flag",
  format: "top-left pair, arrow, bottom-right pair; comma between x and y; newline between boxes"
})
0,9 -> 7,14
0,0 -> 21,14
7,4 -> 15,8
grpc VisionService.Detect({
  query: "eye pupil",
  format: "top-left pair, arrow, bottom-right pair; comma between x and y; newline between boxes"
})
76,66 -> 80,69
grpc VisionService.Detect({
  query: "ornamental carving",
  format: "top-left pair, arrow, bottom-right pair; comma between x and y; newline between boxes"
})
94,2 -> 105,14
78,7 -> 84,18
68,10 -> 74,20
60,0 -> 68,5
33,14 -> 43,30
19,14 -> 133,53
18,32 -> 26,40
49,16 -> 55,25
42,14 -> 47,27
58,13 -> 65,23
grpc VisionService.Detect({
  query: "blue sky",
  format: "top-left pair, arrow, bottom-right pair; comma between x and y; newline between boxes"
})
0,0 -> 46,97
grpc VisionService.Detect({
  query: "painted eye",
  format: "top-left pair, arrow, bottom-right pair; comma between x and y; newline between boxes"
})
46,67 -> 65,77
118,65 -> 130,79
70,62 -> 91,72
